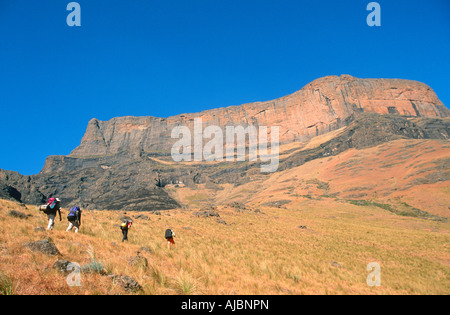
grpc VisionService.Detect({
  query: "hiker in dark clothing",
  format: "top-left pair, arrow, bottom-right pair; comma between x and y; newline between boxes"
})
46,198 -> 62,230
121,219 -> 132,242
165,229 -> 176,249
66,207 -> 82,233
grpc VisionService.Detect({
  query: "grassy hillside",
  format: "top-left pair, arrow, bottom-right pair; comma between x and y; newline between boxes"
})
172,139 -> 449,219
0,196 -> 449,295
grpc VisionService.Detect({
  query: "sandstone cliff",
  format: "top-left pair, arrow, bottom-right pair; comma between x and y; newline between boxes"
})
69,75 -> 449,158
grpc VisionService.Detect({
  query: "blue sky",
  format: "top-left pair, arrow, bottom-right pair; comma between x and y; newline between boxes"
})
0,0 -> 449,175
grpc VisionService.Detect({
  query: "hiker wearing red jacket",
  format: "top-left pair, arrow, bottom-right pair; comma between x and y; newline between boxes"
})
165,229 -> 176,249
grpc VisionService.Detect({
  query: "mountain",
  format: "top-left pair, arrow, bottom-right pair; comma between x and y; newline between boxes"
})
69,75 -> 448,158
1,75 -> 449,212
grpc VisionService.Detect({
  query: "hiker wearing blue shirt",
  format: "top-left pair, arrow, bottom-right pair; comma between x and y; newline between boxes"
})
66,207 -> 82,233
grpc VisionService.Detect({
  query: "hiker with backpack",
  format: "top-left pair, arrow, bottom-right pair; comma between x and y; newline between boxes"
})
120,218 -> 133,242
66,207 -> 82,233
42,197 -> 62,230
165,228 -> 176,249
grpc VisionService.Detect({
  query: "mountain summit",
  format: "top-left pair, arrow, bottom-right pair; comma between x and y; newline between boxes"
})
69,75 -> 448,158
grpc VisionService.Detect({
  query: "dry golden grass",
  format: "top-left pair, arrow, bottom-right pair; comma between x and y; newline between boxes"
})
1,138 -> 449,295
205,139 -> 450,219
0,196 -> 449,295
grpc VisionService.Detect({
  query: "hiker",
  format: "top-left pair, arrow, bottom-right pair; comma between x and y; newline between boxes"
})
120,218 -> 133,242
45,197 -> 62,230
165,228 -> 176,249
66,207 -> 82,233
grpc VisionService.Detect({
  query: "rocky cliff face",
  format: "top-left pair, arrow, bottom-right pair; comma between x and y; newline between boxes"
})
1,75 -> 449,211
69,75 -> 448,159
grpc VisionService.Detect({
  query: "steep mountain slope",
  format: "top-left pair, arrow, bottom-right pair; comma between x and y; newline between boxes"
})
205,138 -> 449,219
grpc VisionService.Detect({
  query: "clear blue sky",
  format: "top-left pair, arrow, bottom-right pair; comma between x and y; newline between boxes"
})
0,0 -> 449,175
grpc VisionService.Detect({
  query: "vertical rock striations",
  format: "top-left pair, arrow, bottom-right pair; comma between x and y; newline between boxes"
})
69,75 -> 448,159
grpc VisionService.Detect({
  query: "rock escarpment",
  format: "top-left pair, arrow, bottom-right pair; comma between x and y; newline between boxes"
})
69,75 -> 448,159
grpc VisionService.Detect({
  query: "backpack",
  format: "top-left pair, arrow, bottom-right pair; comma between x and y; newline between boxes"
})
67,207 -> 81,221
165,229 -> 173,239
121,220 -> 131,230
47,198 -> 60,211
